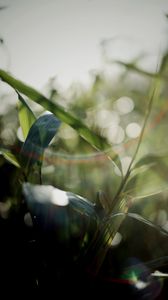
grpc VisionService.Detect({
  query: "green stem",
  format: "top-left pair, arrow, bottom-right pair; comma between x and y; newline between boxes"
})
109,79 -> 161,213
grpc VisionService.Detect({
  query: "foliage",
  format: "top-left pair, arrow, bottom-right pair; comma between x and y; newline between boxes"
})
0,46 -> 168,298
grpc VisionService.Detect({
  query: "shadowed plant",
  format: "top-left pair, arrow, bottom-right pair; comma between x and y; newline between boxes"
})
0,51 -> 168,298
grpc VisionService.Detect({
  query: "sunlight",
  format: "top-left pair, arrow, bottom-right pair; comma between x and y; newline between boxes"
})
115,96 -> 134,115
96,109 -> 120,128
106,124 -> 125,144
126,122 -> 141,138
121,156 -> 132,175
111,232 -> 122,246
51,188 -> 69,206
17,126 -> 24,142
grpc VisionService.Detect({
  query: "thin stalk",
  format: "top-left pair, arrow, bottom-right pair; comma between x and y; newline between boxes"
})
39,164 -> 42,185
109,79 -> 161,213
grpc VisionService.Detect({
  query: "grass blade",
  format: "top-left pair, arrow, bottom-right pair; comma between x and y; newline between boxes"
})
0,69 -> 121,169
17,91 -> 36,139
0,148 -> 21,168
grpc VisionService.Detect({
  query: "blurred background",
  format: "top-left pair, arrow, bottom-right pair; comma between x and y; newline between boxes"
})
0,0 -> 168,89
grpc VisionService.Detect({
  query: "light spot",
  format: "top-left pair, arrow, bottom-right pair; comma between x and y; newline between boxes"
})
157,209 -> 167,226
1,128 -> 16,144
111,232 -> 122,246
151,270 -> 168,278
162,221 -> 168,232
41,111 -> 52,116
115,97 -> 134,115
59,125 -> 78,140
0,201 -> 11,219
51,188 -> 69,206
106,124 -> 125,144
17,126 -> 25,142
24,212 -> 33,227
135,280 -> 149,290
121,156 -> 132,176
126,122 -> 141,138
114,164 -> 122,177
42,165 -> 55,175
96,109 -> 120,128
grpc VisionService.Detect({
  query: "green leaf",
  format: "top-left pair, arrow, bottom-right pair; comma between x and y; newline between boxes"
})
23,182 -> 97,217
20,113 -> 61,170
17,91 -> 36,139
124,153 -> 168,193
125,168 -> 168,198
0,148 -> 21,168
134,153 -> 168,169
0,69 -> 121,169
125,212 -> 168,234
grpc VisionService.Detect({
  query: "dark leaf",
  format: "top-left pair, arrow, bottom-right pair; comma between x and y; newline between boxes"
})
23,183 -> 99,255
20,113 -> 61,169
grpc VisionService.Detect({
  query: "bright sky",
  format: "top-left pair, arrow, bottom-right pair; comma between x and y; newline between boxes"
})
0,0 -> 168,90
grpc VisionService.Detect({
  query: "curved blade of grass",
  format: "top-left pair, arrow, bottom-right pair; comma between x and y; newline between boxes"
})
127,173 -> 168,199
17,91 -> 36,139
134,153 -> 168,169
125,153 -> 168,194
131,187 -> 168,201
123,212 -> 168,236
0,69 -> 121,169
0,148 -> 20,167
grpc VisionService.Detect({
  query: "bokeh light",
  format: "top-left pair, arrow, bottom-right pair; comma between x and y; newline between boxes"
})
126,122 -> 141,138
114,96 -> 134,115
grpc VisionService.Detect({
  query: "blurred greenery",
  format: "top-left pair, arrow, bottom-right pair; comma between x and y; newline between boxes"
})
1,23 -> 168,298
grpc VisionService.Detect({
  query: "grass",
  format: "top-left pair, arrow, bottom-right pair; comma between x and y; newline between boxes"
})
0,49 -> 168,298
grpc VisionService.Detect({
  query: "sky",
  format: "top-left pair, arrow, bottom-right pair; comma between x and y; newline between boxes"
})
0,0 -> 168,90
